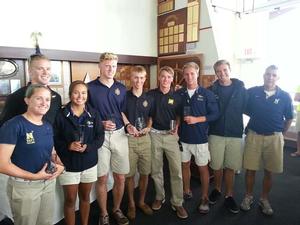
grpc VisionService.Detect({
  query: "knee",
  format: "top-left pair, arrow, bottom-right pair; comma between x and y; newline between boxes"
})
114,174 -> 125,184
64,195 -> 77,207
97,175 -> 108,186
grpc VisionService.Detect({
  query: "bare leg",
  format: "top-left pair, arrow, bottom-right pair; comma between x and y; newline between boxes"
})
224,168 -> 235,197
126,176 -> 135,208
63,184 -> 78,225
78,182 -> 93,225
96,175 -> 108,216
261,169 -> 272,199
245,169 -> 256,196
213,169 -> 223,192
182,161 -> 191,194
138,175 -> 149,205
112,173 -> 126,212
198,165 -> 210,200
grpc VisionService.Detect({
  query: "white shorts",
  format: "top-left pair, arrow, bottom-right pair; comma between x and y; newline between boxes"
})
181,142 -> 210,166
58,165 -> 97,185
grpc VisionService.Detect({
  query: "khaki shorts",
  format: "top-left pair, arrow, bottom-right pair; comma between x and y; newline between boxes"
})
97,128 -> 129,177
59,165 -> 97,185
208,135 -> 243,171
126,134 -> 152,177
243,130 -> 284,173
181,142 -> 210,166
296,113 -> 300,132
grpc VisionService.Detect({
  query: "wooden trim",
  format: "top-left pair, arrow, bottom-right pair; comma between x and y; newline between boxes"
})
199,26 -> 212,31
0,46 -> 157,65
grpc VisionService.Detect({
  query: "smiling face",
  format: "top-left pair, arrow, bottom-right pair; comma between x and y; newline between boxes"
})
70,83 -> 88,107
131,71 -> 146,90
159,70 -> 174,90
29,59 -> 52,85
263,67 -> 279,90
183,66 -> 199,89
98,59 -> 118,80
215,63 -> 231,85
25,87 -> 51,116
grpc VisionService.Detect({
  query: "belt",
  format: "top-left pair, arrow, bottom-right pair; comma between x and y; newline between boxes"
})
250,130 -> 281,136
105,127 -> 124,134
9,177 -> 46,183
150,128 -> 169,135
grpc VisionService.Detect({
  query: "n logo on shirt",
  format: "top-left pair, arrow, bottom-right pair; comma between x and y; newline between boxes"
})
26,131 -> 35,144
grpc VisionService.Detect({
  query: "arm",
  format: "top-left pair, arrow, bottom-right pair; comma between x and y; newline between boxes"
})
86,112 -> 105,151
283,119 -> 293,136
0,144 -> 53,180
121,112 -> 138,135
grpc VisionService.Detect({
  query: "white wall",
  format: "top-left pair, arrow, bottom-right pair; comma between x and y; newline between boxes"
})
0,0 -> 157,56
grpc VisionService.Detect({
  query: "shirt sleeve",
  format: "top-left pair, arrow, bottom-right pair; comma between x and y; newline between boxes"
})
0,118 -> 19,145
205,90 -> 220,122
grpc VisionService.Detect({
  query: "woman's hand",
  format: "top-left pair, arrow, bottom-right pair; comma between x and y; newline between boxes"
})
69,141 -> 87,152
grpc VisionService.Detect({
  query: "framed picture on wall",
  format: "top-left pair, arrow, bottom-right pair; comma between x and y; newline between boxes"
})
49,61 -> 63,85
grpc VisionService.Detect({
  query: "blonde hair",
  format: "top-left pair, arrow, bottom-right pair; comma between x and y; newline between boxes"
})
130,65 -> 147,76
183,62 -> 199,74
28,54 -> 50,67
159,66 -> 174,77
99,52 -> 118,62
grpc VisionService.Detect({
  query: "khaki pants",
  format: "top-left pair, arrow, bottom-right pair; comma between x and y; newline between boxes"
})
7,178 -> 56,225
150,132 -> 183,206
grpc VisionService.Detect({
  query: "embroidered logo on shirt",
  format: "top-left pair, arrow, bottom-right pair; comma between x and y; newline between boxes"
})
274,98 -> 280,104
168,98 -> 174,105
197,94 -> 204,101
115,88 -> 120,96
86,120 -> 94,128
143,100 -> 148,107
26,131 -> 35,144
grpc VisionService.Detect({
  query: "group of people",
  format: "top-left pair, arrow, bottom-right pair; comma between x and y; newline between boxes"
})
0,51 -> 294,225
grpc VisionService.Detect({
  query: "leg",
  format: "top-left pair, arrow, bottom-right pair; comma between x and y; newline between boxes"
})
245,169 -> 256,196
126,176 -> 135,208
198,165 -> 210,200
261,169 -> 272,199
181,161 -> 191,195
112,173 -> 126,212
78,182 -> 93,225
224,168 -> 235,197
138,175 -> 149,206
213,169 -> 223,192
96,175 -> 108,216
63,184 -> 79,225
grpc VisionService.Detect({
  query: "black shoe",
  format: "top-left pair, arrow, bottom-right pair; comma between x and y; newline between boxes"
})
224,196 -> 239,214
209,189 -> 221,204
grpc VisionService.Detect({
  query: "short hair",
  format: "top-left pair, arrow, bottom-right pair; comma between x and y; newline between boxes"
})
265,65 -> 278,73
159,66 -> 174,77
213,59 -> 231,73
130,65 -> 147,76
183,62 -> 199,74
69,80 -> 88,98
28,54 -> 50,67
99,52 -> 118,62
25,84 -> 50,98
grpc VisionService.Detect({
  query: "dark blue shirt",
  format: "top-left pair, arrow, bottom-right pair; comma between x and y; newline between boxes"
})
0,115 -> 53,173
125,90 -> 153,127
177,87 -> 219,144
246,86 -> 293,134
88,78 -> 127,129
148,88 -> 181,130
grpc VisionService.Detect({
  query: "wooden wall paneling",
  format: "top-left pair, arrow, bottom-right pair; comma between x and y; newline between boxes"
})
157,54 -> 203,87
71,62 -> 99,82
200,74 -> 216,88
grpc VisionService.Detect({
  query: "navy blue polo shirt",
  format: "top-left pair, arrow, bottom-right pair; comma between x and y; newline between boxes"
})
246,86 -> 294,134
177,87 -> 219,144
125,90 -> 153,126
0,115 -> 53,173
88,78 -> 127,129
148,88 -> 181,130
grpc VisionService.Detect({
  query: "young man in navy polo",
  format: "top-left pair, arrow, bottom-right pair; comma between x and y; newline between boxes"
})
148,66 -> 188,219
88,52 -> 134,225
177,62 -> 219,214
240,65 -> 293,216
124,66 -> 153,220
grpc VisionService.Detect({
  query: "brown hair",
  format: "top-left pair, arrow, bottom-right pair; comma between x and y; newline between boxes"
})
159,66 -> 174,77
213,59 -> 231,73
130,65 -> 147,76
68,80 -> 88,98
25,84 -> 51,98
99,52 -> 118,62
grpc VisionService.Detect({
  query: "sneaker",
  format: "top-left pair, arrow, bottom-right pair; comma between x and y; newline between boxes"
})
112,209 -> 129,225
151,199 -> 165,211
224,196 -> 239,214
171,205 -> 188,219
138,203 -> 153,215
183,191 -> 193,200
240,195 -> 253,211
127,205 -> 136,220
209,189 -> 221,204
198,199 -> 210,214
259,198 -> 274,216
98,214 -> 110,225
